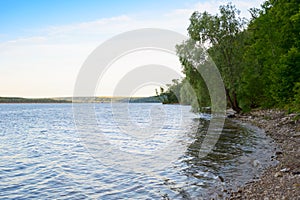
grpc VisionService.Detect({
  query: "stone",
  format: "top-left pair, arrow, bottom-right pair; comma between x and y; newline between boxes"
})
280,168 -> 290,173
274,172 -> 283,177
293,132 -> 300,137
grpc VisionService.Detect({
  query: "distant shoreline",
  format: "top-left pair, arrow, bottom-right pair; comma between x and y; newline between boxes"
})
0,96 -> 161,104
0,97 -> 71,104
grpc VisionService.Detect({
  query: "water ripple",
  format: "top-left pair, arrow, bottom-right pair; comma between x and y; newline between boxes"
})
0,103 -> 277,199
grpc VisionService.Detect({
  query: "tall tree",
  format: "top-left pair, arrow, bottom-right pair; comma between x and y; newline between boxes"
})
176,39 -> 211,111
182,3 -> 247,113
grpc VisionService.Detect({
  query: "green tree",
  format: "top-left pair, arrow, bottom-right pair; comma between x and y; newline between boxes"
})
246,0 -> 300,109
176,39 -> 211,111
164,1 -> 300,113
180,78 -> 198,106
181,3 -> 247,113
156,79 -> 182,104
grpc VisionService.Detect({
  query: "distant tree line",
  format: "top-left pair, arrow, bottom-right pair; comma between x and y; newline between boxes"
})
0,97 -> 70,103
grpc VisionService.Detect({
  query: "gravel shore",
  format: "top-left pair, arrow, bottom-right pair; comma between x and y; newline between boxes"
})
228,109 -> 300,199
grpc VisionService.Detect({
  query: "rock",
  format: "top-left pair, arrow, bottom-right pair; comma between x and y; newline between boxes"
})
280,168 -> 290,173
226,109 -> 236,118
218,175 -> 225,182
293,183 -> 300,188
227,114 -> 236,118
252,160 -> 261,168
292,171 -> 300,175
293,132 -> 300,137
274,172 -> 283,177
282,117 -> 289,121
289,113 -> 297,118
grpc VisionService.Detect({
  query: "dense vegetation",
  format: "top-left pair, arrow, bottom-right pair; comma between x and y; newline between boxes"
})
159,0 -> 300,113
128,96 -> 160,103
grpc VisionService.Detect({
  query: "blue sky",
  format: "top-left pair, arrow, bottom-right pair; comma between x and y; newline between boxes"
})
0,0 -> 199,41
0,0 -> 265,97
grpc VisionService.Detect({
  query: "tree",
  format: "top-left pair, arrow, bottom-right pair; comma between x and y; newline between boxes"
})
182,3 -> 247,113
176,39 -> 211,111
167,1 -> 300,113
156,79 -> 182,104
246,0 -> 300,109
180,78 -> 198,106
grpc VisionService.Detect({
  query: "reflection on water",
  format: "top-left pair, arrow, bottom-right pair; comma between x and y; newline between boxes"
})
0,103 -> 277,199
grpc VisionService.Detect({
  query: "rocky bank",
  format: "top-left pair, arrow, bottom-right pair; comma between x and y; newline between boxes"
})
228,109 -> 300,199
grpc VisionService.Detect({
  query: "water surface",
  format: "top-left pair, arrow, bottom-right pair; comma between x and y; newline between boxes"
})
0,103 -> 276,199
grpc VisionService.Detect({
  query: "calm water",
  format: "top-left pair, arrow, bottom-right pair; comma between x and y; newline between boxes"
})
0,103 -> 277,199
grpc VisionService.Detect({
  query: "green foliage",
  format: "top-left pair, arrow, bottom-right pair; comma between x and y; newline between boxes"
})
156,79 -> 181,104
180,79 -> 198,107
176,39 -> 211,111
246,0 -> 300,111
271,47 -> 300,105
288,82 -> 300,113
155,78 -> 200,107
169,1 -> 300,113
178,3 -> 247,113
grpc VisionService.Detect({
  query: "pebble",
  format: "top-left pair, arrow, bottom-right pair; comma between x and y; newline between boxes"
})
280,168 -> 290,173
252,160 -> 261,168
228,109 -> 300,199
274,172 -> 283,178
293,132 -> 300,137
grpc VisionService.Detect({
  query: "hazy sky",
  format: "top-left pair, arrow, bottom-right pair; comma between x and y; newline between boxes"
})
0,0 -> 265,98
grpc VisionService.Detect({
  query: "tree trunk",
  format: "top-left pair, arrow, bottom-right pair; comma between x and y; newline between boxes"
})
225,88 -> 242,113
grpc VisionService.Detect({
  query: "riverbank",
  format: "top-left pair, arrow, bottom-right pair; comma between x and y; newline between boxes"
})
229,109 -> 300,199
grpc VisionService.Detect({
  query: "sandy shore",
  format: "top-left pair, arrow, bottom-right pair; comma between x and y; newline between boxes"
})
228,109 -> 300,199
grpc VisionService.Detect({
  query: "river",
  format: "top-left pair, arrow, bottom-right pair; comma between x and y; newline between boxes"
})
0,103 -> 277,199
